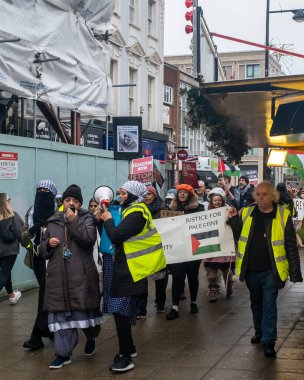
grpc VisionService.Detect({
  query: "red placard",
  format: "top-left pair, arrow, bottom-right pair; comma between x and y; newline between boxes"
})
131,156 -> 153,185
182,161 -> 198,189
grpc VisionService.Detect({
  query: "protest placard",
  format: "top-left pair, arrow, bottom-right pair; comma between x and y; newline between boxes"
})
154,207 -> 235,264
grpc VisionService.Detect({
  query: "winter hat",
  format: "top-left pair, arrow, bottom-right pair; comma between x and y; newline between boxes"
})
146,185 -> 157,198
176,184 -> 195,196
36,180 -> 58,196
166,188 -> 177,200
62,184 -> 83,205
121,181 -> 147,203
276,182 -> 287,192
207,187 -> 226,201
239,175 -> 249,185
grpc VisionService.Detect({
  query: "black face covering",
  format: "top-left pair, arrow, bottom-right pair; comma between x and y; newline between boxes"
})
122,192 -> 139,208
33,191 -> 55,226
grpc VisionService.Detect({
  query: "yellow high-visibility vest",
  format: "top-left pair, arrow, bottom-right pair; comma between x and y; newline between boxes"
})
236,205 -> 290,281
122,203 -> 166,282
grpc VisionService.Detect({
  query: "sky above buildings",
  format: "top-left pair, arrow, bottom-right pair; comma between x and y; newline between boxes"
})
164,0 -> 304,75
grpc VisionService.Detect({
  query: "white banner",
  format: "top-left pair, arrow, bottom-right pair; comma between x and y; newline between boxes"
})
154,207 -> 235,264
0,0 -> 114,116
294,199 -> 304,221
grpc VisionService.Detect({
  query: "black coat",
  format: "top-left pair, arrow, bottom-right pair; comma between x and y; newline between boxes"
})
0,212 -> 24,257
40,209 -> 100,312
104,207 -> 148,297
239,185 -> 255,209
227,204 -> 303,288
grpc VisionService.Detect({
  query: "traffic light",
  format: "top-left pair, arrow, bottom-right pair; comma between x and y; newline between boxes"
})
184,0 -> 201,79
184,0 -> 194,34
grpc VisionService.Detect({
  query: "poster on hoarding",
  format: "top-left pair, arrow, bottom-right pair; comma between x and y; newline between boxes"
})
113,117 -> 142,160
131,156 -> 153,185
0,152 -> 18,179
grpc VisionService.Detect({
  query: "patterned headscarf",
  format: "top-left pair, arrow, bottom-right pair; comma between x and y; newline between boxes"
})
121,181 -> 147,204
36,180 -> 58,196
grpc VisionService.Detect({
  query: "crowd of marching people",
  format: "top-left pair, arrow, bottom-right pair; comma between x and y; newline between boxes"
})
0,173 -> 303,371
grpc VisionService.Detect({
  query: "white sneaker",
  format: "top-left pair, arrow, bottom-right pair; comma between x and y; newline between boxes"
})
9,291 -> 21,305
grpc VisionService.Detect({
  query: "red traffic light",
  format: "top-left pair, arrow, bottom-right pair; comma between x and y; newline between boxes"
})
185,10 -> 193,22
185,25 -> 193,34
185,0 -> 193,8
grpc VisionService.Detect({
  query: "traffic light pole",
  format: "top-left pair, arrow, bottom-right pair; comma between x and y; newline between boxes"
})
192,0 -> 201,79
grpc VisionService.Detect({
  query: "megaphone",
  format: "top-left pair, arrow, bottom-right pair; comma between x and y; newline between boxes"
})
93,186 -> 114,209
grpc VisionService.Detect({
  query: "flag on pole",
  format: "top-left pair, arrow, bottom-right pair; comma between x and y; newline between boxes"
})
286,151 -> 304,181
218,159 -> 240,176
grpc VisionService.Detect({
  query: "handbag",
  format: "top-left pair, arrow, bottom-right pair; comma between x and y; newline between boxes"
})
23,243 -> 39,270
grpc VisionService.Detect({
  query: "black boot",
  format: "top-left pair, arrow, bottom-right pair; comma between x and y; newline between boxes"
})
263,342 -> 276,357
23,336 -> 44,350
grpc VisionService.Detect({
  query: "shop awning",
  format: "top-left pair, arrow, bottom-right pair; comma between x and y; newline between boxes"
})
200,75 -> 304,150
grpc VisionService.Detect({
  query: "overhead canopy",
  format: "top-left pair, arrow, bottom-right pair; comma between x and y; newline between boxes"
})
200,75 -> 304,150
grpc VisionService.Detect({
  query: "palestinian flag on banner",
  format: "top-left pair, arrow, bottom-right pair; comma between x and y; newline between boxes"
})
218,159 -> 240,176
191,230 -> 221,255
286,150 -> 304,181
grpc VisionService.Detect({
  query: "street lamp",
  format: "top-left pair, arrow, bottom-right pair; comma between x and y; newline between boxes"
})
265,0 -> 304,77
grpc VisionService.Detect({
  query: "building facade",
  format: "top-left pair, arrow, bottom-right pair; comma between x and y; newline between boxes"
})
109,0 -> 165,134
219,50 -> 284,81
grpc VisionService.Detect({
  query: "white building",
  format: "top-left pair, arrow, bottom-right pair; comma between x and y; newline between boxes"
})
109,0 -> 165,134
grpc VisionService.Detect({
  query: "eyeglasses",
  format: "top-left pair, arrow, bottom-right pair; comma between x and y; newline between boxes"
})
7,198 -> 11,202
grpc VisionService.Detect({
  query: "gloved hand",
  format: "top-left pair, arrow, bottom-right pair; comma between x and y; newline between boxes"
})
29,222 -> 42,235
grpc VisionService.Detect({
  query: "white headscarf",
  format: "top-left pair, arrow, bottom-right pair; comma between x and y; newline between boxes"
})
121,181 -> 148,204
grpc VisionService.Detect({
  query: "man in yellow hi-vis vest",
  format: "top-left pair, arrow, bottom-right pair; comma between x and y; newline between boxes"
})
228,181 -> 302,358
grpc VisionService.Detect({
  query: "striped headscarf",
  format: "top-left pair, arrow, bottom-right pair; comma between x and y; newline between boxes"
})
121,181 -> 147,204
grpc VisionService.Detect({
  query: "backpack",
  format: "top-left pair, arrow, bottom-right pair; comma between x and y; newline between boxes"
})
0,217 -> 16,244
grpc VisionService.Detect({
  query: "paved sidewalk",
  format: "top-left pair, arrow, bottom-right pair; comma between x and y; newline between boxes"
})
1,258 -> 304,380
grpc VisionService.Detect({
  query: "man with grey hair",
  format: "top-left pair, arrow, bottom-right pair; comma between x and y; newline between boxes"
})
195,180 -> 207,205
228,181 -> 303,358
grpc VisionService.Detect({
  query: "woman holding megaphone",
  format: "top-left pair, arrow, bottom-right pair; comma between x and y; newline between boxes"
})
97,180 -> 166,373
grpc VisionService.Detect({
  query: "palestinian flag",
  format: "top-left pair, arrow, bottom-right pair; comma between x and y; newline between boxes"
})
286,151 -> 304,181
191,230 -> 221,255
218,159 -> 240,176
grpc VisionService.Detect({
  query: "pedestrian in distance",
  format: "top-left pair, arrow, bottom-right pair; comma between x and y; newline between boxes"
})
237,175 -> 255,209
0,193 -> 24,305
166,184 -> 204,320
203,188 -> 235,302
99,180 -> 166,372
22,180 -> 58,350
40,184 -> 102,369
227,181 -> 303,358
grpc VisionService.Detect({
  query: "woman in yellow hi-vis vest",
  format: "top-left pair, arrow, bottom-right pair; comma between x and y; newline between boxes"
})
99,180 -> 166,373
228,182 -> 302,358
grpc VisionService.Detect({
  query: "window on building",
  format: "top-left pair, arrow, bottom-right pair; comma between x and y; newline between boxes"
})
129,68 -> 137,116
148,0 -> 155,36
223,65 -> 232,79
246,64 -> 260,79
164,127 -> 173,141
148,76 -> 154,129
164,85 -> 173,105
129,0 -> 136,24
110,59 -> 117,83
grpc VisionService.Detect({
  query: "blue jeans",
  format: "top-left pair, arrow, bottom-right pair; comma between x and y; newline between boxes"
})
245,270 -> 278,344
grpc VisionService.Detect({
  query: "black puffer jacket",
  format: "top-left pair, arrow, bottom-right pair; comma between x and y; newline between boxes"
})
0,212 -> 24,257
227,204 -> 303,288
40,209 -> 100,312
104,205 -> 148,297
